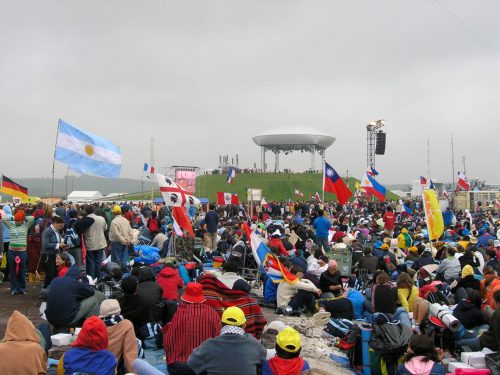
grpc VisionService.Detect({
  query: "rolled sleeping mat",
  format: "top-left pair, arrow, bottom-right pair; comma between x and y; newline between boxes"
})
429,303 -> 461,332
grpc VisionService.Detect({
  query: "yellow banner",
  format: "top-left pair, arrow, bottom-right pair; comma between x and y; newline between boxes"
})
422,189 -> 444,241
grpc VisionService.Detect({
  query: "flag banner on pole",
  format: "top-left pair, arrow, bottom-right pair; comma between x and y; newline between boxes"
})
172,206 -> 194,237
360,172 -> 386,202
1,175 -> 28,199
226,168 -> 236,183
156,173 -> 200,207
422,189 -> 444,241
216,192 -> 239,205
261,198 -> 270,209
429,179 -> 436,190
314,192 -> 322,202
457,172 -> 470,191
443,190 -> 449,199
367,166 -> 379,176
143,163 -> 149,172
323,162 -> 352,205
55,119 -> 122,178
294,189 -> 304,197
243,223 -> 298,284
420,176 -> 427,185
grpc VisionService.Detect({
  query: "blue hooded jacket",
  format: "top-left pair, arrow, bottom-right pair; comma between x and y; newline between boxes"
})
2,205 -> 12,242
45,266 -> 95,326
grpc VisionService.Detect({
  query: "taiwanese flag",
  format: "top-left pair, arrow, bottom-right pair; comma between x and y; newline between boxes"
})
323,162 -> 352,205
1,175 -> 28,199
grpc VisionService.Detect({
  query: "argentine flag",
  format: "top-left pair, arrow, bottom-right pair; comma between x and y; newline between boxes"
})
55,119 -> 122,178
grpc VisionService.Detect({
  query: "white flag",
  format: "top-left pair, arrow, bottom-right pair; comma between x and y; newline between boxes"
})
156,173 -> 200,207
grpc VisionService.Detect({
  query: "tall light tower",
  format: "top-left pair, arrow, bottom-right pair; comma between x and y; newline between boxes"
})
366,119 -> 385,169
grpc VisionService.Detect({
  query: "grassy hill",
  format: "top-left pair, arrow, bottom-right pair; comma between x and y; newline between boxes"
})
117,173 -> 399,202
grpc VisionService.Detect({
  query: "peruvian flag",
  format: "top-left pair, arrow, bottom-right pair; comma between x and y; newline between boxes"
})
457,172 -> 470,191
314,192 -> 322,202
261,198 -> 270,209
216,192 -> 239,205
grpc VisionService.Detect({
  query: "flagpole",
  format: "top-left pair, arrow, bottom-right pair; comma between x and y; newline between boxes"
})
51,119 -> 61,200
321,157 -> 325,202
150,137 -> 155,206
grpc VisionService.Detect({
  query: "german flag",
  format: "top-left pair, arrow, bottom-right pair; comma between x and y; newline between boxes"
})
1,175 -> 28,199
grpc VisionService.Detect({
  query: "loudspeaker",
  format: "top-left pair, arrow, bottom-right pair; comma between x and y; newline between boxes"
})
375,132 -> 386,155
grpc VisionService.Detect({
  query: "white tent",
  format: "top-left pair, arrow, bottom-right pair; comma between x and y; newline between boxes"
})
67,191 -> 104,203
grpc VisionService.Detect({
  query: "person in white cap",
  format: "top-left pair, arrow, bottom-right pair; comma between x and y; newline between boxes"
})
99,299 -> 138,374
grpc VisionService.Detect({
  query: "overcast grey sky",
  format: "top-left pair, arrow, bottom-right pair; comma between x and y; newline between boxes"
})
1,0 -> 499,184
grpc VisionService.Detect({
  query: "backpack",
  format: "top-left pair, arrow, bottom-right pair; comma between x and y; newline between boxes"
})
138,322 -> 164,350
325,318 -> 354,338
65,223 -> 81,248
369,315 -> 412,356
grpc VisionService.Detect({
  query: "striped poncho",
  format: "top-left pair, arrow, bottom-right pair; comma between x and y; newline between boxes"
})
199,274 -> 267,339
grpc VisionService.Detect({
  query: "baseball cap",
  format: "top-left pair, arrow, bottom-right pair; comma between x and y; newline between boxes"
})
221,306 -> 246,326
112,205 -> 122,214
276,327 -> 301,353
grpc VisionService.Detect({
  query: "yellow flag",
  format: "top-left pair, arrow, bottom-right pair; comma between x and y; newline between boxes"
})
422,189 -> 444,241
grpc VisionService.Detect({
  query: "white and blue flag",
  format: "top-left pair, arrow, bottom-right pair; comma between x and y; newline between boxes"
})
55,119 -> 122,178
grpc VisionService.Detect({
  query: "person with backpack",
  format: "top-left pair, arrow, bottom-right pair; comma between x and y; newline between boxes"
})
396,335 -> 445,375
147,211 -> 161,237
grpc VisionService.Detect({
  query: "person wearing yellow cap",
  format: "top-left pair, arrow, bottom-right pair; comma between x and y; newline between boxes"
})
452,264 -> 480,299
188,306 -> 267,374
397,228 -> 412,250
109,205 -> 133,271
262,327 -> 310,375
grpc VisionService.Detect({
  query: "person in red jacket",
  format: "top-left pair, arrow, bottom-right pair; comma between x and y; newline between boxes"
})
56,252 -> 71,277
157,264 -> 184,300
269,230 -> 289,257
382,207 -> 396,237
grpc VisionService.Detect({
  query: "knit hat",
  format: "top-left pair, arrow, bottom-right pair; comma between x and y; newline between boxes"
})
13,210 -> 25,222
374,241 -> 383,249
381,244 -> 389,250
99,299 -> 121,317
221,306 -> 246,326
276,327 -> 301,353
409,246 -> 418,253
328,260 -> 337,268
462,265 -> 474,278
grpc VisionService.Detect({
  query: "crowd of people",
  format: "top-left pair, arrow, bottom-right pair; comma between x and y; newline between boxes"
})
0,196 -> 499,374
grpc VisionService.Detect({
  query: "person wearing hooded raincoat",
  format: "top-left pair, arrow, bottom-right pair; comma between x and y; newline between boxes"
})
0,310 -> 47,375
57,315 -> 117,375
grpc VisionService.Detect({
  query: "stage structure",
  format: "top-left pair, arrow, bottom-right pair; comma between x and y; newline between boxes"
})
252,127 -> 336,172
160,166 -> 199,194
366,119 -> 386,169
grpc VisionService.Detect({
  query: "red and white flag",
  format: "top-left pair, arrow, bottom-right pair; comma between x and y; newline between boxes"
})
294,189 -> 304,197
172,206 -> 194,237
314,192 -> 322,202
443,190 -> 449,199
156,173 -> 200,207
216,192 -> 239,205
457,172 -> 470,192
261,198 -> 270,209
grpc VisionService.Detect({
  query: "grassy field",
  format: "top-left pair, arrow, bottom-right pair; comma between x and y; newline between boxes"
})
117,172 -> 399,202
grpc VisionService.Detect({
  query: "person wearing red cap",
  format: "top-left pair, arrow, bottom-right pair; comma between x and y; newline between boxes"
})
57,315 -> 117,375
2,209 -> 34,295
163,282 -> 221,374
